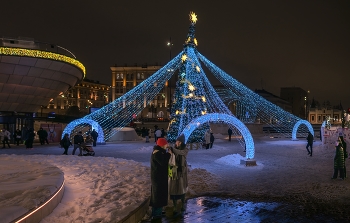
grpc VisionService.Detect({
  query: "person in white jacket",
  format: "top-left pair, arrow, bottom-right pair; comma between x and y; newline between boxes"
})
1,129 -> 11,148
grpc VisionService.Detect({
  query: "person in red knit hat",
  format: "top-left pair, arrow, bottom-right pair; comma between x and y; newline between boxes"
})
149,137 -> 172,220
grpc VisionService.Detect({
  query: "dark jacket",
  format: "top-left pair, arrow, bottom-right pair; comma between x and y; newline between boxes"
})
91,130 -> 98,139
73,134 -> 84,144
334,143 -> 345,169
210,133 -> 215,143
307,133 -> 313,144
150,145 -> 171,207
60,137 -> 72,148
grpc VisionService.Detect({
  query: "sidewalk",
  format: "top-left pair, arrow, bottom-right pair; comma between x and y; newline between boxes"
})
1,137 -> 349,222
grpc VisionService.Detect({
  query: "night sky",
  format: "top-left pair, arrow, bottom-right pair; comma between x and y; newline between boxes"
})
2,1 -> 349,108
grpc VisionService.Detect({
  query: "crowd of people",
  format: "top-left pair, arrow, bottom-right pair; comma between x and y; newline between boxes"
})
0,127 -> 99,155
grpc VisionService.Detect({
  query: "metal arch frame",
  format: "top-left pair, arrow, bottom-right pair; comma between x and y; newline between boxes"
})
62,118 -> 105,143
179,113 -> 255,159
292,120 -> 314,140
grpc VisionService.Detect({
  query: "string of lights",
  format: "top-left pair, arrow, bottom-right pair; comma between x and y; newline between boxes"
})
63,11 -> 313,156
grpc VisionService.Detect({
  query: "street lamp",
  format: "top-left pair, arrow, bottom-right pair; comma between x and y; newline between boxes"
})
167,37 -> 173,60
167,37 -> 173,116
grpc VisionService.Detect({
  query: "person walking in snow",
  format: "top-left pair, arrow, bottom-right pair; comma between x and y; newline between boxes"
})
204,130 -> 211,149
90,129 -> 98,147
72,131 -> 84,156
150,138 -> 171,220
340,135 -> 347,178
60,133 -> 72,155
228,128 -> 233,141
168,134 -> 189,216
155,128 -> 162,143
210,132 -> 215,148
306,131 -> 313,156
332,137 -> 345,180
1,129 -> 11,148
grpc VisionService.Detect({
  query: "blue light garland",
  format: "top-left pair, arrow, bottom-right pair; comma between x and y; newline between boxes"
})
63,12 -> 313,157
182,113 -> 255,159
292,120 -> 314,140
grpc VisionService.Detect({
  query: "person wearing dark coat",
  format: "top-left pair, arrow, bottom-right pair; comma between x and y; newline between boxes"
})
37,128 -> 49,145
150,137 -> 171,220
306,132 -> 314,156
340,136 -> 347,178
332,137 -> 345,180
72,131 -> 84,155
210,132 -> 215,148
25,128 -> 35,149
60,133 -> 72,155
228,128 -> 233,141
14,129 -> 22,146
90,129 -> 98,147
169,134 -> 189,216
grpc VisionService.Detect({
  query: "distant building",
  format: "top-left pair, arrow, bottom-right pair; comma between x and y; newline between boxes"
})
0,36 -> 84,132
110,63 -> 172,121
280,87 -> 308,119
39,78 -> 110,116
308,100 -> 343,125
254,89 -> 292,113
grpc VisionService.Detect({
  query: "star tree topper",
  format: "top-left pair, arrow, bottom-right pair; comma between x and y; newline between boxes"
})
189,12 -> 198,24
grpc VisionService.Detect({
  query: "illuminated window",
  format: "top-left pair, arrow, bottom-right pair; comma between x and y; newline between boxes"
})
137,73 -> 140,79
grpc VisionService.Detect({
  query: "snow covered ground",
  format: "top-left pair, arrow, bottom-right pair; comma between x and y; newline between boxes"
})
0,135 -> 350,222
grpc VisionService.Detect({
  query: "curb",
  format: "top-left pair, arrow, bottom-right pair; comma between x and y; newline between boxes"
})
118,197 -> 150,223
11,175 -> 65,223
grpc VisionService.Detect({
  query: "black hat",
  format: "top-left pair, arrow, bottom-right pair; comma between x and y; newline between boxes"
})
176,134 -> 185,144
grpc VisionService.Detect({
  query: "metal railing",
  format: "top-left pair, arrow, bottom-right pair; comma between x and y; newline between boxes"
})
0,36 -> 76,58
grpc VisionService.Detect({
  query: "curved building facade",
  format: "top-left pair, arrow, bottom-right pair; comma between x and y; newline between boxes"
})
0,37 -> 85,112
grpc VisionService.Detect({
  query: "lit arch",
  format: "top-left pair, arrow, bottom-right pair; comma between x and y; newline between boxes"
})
180,113 -> 255,159
62,118 -> 105,143
292,120 -> 314,140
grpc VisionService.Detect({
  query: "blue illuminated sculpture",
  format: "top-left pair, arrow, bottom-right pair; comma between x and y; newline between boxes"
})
182,113 -> 255,159
63,12 -> 313,158
292,120 -> 314,140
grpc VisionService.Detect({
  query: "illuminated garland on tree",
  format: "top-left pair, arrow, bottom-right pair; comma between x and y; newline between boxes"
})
63,11 -> 312,146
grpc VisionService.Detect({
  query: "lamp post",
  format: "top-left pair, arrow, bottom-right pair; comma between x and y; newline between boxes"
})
167,37 -> 173,117
167,37 -> 173,61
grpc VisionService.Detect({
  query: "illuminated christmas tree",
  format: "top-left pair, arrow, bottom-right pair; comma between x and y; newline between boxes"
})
63,11 -> 312,148
167,12 -> 211,142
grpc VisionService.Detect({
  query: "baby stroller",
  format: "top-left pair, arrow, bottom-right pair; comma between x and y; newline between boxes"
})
80,143 -> 95,156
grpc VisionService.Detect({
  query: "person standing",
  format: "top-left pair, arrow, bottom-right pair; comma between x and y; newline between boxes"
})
169,134 -> 189,216
340,136 -> 347,178
332,137 -> 345,180
37,128 -> 49,145
204,130 -> 211,149
14,129 -> 21,146
72,131 -> 84,155
1,129 -> 11,148
60,133 -> 72,155
210,132 -> 215,149
228,128 -> 233,141
25,128 -> 35,149
142,127 -> 150,143
90,129 -> 98,147
155,128 -> 162,143
306,132 -> 314,156
150,138 -> 171,220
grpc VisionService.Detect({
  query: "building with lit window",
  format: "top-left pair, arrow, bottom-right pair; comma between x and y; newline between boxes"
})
308,101 -> 343,125
40,78 -> 110,117
110,64 -> 172,121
